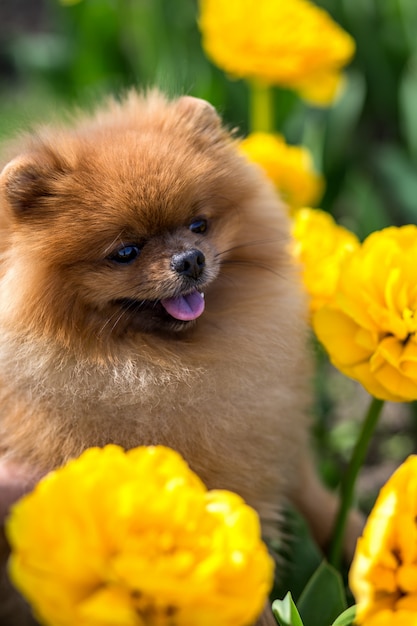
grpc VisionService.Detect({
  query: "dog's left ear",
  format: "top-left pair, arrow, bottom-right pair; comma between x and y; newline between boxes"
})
0,155 -> 51,216
177,96 -> 222,134
0,148 -> 70,220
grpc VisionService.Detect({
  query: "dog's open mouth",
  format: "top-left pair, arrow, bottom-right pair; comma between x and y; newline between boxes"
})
113,288 -> 206,333
160,289 -> 205,321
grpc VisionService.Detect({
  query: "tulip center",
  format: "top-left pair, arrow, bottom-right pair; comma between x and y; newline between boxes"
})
402,307 -> 417,341
131,590 -> 178,623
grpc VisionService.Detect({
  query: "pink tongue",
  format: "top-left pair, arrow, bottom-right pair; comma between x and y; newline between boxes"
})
161,290 -> 205,321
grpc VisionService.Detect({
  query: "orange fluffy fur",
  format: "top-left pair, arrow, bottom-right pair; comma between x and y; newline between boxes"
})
0,92 -> 357,625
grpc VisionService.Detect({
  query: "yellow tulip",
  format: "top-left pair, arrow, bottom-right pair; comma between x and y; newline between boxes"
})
314,225 -> 417,402
350,456 -> 417,625
292,208 -> 359,315
6,445 -> 273,626
199,0 -> 355,105
240,134 -> 324,211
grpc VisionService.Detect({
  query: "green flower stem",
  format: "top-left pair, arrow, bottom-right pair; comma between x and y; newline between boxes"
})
329,397 -> 385,569
249,82 -> 274,133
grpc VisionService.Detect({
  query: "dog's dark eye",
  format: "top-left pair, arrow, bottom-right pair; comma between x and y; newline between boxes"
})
189,219 -> 208,234
109,245 -> 141,264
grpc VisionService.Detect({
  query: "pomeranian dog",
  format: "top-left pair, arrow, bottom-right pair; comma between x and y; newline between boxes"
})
0,91 -> 359,625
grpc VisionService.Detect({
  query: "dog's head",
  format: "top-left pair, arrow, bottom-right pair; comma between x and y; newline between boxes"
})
0,93 -> 277,349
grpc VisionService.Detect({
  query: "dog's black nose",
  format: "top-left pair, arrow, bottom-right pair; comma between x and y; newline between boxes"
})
171,249 -> 205,279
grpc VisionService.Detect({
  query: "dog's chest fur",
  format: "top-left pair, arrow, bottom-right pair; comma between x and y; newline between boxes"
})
0,277 -> 310,531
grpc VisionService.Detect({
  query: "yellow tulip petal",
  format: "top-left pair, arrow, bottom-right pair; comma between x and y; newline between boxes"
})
373,361 -> 417,402
398,567 -> 417,594
293,208 -> 359,314
78,587 -> 137,626
240,135 -> 324,210
313,306 -> 370,366
397,594 -> 417,612
297,71 -> 345,107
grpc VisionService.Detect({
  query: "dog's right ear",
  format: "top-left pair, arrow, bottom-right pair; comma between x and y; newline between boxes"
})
177,96 -> 223,136
177,96 -> 220,124
0,155 -> 55,217
0,145 -> 72,220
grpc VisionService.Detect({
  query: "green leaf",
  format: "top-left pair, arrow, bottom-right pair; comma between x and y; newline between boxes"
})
272,592 -> 305,626
323,70 -> 366,171
373,145 -> 417,223
297,561 -> 348,626
399,53 -> 417,160
331,605 -> 356,626
272,507 -> 322,603
338,168 -> 392,239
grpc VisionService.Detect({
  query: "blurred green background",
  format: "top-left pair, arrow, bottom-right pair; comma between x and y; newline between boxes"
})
2,0 -> 417,238
0,0 -> 417,237
1,0 -> 417,511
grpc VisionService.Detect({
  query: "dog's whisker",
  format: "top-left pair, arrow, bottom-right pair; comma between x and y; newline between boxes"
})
97,300 -> 141,337
102,232 -> 128,258
215,237 -> 286,259
97,309 -> 127,338
220,258 -> 283,278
